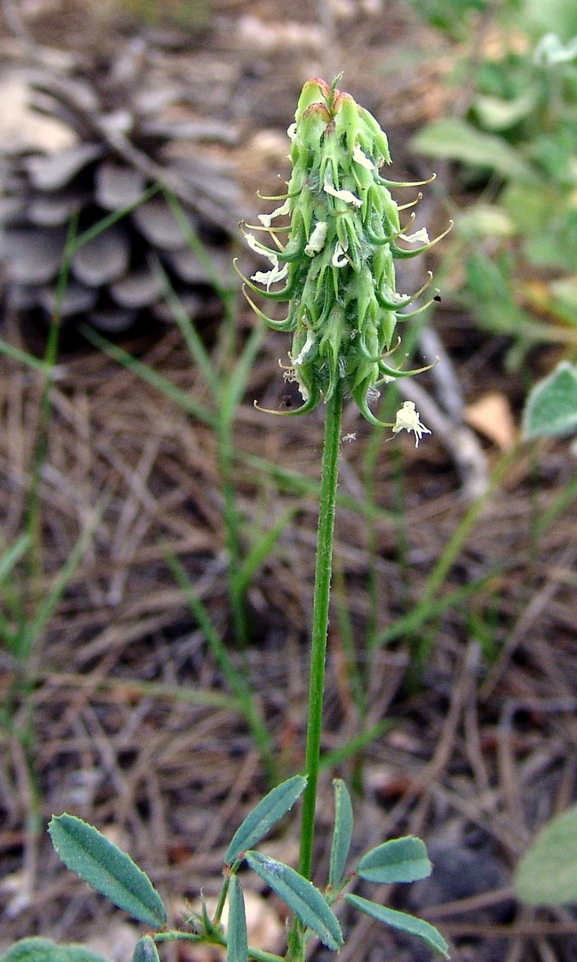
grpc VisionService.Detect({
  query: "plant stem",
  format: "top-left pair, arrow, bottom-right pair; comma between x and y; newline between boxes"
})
298,378 -> 344,881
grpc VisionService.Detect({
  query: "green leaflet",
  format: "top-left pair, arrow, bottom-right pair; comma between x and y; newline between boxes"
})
357,836 -> 432,884
227,875 -> 249,962
345,894 -> 449,958
523,361 -> 577,440
48,814 -> 167,927
225,775 -> 307,864
132,937 -> 160,962
0,938 -> 110,962
245,851 -> 343,950
329,779 -> 353,887
514,803 -> 577,905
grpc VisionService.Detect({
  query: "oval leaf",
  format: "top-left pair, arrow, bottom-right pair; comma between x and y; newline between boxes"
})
329,779 -> 354,887
225,775 -> 307,864
0,938 -> 110,962
132,938 -> 160,962
345,894 -> 449,959
514,804 -> 577,905
357,836 -> 432,884
49,814 -> 167,927
245,851 -> 342,950
227,875 -> 248,962
473,91 -> 537,131
522,361 -> 577,440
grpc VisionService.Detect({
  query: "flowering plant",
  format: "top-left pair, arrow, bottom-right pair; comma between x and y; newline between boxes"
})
1,77 -> 449,962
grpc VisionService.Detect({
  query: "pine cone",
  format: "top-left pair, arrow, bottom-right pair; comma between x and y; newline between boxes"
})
0,65 -> 241,335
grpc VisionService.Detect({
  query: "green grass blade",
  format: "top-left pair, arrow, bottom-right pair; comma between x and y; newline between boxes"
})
239,453 -> 397,524
163,188 -> 232,304
0,535 -> 31,584
30,670 -> 240,711
319,720 -> 391,770
73,183 -> 161,251
221,324 -> 265,418
0,341 -> 59,375
80,325 -> 216,428
235,507 -> 298,594
165,551 -> 274,772
373,573 -> 500,648
18,510 -> 99,663
150,256 -> 219,397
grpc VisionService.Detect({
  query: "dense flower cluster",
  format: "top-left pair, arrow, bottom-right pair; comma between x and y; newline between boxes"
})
240,76 -> 447,436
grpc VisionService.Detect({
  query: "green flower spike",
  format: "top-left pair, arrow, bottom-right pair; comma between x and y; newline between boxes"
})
241,75 -> 450,433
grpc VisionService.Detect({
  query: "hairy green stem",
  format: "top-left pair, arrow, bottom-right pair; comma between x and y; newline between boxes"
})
156,930 -> 285,962
299,378 -> 344,881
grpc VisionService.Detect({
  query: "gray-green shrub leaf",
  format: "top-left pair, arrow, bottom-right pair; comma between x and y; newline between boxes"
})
245,851 -> 342,950
48,814 -> 167,927
523,361 -> 577,439
132,937 -> 160,962
514,803 -> 577,905
0,938 -> 110,962
411,117 -> 537,183
329,779 -> 354,886
357,836 -> 432,884
345,895 -> 449,958
473,91 -> 537,131
225,775 -> 306,864
227,875 -> 248,962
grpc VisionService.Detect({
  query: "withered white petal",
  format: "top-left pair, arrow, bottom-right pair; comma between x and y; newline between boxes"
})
323,178 -> 363,208
353,143 -> 375,170
304,221 -> 328,256
244,232 -> 279,265
399,227 -> 430,245
297,380 -> 310,402
251,261 -> 288,290
292,328 -> 316,366
392,401 -> 431,447
258,199 -> 290,227
332,242 -> 349,268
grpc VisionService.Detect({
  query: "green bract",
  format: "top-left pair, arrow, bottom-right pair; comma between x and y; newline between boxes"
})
241,76 -> 446,426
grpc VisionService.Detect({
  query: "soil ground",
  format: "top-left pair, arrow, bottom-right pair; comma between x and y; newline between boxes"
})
0,2 -> 577,962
